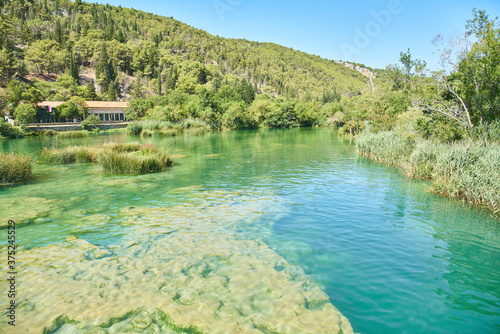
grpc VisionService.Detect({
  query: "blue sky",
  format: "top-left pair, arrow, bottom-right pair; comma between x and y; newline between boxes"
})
95,0 -> 500,70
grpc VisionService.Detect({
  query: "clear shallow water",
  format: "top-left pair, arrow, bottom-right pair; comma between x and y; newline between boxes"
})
1,128 -> 499,333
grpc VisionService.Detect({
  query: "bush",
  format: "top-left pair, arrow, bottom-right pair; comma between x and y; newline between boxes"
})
0,121 -> 25,139
142,129 -> 154,137
81,115 -> 102,131
0,153 -> 32,185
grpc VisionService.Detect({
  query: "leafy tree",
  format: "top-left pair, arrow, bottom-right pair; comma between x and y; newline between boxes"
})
57,101 -> 82,121
25,40 -> 67,75
14,104 -> 36,124
81,114 -> 101,130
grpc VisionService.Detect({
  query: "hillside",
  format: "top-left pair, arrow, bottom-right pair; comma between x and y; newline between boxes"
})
0,0 -> 371,103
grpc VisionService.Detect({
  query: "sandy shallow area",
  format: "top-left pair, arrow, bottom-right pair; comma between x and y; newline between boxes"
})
1,189 -> 353,333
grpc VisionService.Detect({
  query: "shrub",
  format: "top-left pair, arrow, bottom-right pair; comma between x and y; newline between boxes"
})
0,153 -> 32,185
81,115 -> 102,131
0,121 -> 25,139
142,129 -> 154,137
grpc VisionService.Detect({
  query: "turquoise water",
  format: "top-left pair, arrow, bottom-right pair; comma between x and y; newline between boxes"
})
1,128 -> 499,333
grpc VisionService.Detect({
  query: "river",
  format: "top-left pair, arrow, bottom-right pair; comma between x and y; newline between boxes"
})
1,128 -> 499,333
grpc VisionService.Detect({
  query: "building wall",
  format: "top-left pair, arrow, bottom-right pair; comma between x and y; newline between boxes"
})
88,107 -> 126,121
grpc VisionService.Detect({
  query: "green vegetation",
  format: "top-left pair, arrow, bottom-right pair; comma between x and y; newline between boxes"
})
0,152 -> 32,185
350,9 -> 500,215
57,130 -> 90,139
0,121 -> 24,139
0,0 -> 370,129
39,145 -> 98,164
357,126 -> 500,214
39,142 -> 173,174
81,114 -> 102,130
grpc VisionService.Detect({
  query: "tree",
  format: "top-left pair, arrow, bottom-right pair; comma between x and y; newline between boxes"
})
84,80 -> 98,100
14,104 -> 36,124
25,40 -> 66,75
69,51 -> 79,82
81,114 -> 101,130
57,102 -> 82,121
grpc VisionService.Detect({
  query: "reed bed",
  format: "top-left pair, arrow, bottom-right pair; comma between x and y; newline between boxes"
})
38,142 -> 172,175
153,129 -> 179,137
0,153 -> 32,185
39,146 -> 98,164
57,131 -> 90,139
356,130 -> 500,214
127,119 -> 209,136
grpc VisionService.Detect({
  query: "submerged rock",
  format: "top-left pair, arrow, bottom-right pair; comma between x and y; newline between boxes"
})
0,190 -> 353,333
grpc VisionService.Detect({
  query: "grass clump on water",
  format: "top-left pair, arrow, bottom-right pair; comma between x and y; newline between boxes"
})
38,142 -> 172,175
57,131 -> 90,139
127,119 -> 208,136
0,153 -> 32,185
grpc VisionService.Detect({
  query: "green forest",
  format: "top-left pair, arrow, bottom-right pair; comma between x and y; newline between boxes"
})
0,0 -> 373,131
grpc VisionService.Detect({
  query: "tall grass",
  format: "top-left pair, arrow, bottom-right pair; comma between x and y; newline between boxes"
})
0,153 -> 32,185
39,146 -> 98,164
355,130 -> 415,165
356,130 -> 500,214
99,150 -> 172,174
38,142 -> 173,175
127,119 -> 209,136
57,131 -> 90,139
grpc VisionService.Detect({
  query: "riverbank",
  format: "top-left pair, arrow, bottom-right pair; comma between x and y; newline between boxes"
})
27,122 -> 129,132
356,129 -> 500,216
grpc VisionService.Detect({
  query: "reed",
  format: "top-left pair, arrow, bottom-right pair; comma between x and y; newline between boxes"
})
57,131 -> 90,139
185,127 -> 206,136
153,129 -> 179,137
356,129 -> 500,214
0,153 -> 32,185
98,150 -> 172,174
38,142 -> 173,175
39,146 -> 98,164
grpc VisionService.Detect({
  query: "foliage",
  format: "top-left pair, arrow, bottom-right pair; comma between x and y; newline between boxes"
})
0,120 -> 24,138
81,114 -> 101,130
14,104 -> 36,124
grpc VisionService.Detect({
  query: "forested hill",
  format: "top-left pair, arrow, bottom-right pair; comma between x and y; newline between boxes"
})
0,0 -> 371,102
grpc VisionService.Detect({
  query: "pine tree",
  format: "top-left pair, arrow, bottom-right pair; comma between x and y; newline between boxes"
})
54,19 -> 63,44
157,65 -> 162,95
69,51 -> 79,82
84,80 -> 98,101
